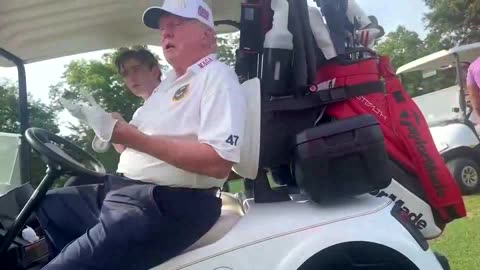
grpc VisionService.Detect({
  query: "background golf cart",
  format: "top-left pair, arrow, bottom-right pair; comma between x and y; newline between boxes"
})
1,1 -> 450,269
0,133 -> 22,195
397,43 -> 480,194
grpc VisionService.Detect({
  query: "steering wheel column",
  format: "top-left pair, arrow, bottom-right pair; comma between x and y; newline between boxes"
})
0,167 -> 62,253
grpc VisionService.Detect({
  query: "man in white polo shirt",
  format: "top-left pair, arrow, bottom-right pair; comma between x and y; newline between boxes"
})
35,1 -> 245,269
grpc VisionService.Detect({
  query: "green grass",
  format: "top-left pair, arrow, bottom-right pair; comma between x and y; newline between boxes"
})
226,179 -> 245,193
430,194 -> 480,269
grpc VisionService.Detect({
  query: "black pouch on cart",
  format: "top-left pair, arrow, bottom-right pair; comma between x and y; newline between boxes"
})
294,114 -> 391,203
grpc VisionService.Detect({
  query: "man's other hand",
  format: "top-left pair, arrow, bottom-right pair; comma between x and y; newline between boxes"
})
110,112 -> 142,148
110,112 -> 126,153
59,97 -> 118,142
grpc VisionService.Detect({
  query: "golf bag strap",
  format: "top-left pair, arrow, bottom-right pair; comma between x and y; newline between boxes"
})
264,81 -> 384,112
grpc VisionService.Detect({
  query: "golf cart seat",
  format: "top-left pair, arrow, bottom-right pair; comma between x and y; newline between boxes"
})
184,192 -> 244,252
231,78 -> 261,180
184,78 -> 261,252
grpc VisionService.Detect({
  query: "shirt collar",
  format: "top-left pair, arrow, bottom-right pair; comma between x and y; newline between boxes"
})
164,53 -> 218,82
187,53 -> 217,74
151,81 -> 163,95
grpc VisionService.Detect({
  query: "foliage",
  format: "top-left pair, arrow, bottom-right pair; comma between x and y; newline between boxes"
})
217,33 -> 239,67
376,26 -> 428,70
375,26 -> 431,96
0,79 -> 60,185
0,80 -> 59,134
424,0 -> 480,45
375,0 -> 480,97
375,25 -> 461,97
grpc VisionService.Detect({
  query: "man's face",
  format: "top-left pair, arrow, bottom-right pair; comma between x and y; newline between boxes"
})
120,58 -> 160,97
158,15 -> 208,66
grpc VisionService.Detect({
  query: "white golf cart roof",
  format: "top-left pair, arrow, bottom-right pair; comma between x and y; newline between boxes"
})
0,0 -> 240,67
396,42 -> 480,74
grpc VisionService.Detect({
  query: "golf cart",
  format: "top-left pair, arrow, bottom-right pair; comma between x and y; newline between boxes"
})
0,0 -> 452,269
397,43 -> 480,194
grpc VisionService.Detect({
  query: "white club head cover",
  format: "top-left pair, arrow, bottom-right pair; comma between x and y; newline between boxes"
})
59,95 -> 118,142
346,0 -> 371,28
306,1 -> 338,60
356,28 -> 381,48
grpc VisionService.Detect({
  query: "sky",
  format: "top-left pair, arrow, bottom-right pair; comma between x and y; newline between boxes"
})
0,0 -> 430,133
358,0 -> 429,38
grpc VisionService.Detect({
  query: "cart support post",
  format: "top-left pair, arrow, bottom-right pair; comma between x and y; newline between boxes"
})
0,48 -> 31,184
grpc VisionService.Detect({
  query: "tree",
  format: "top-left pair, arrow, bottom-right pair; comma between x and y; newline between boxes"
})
376,26 -> 428,70
375,26 -> 430,96
0,79 -> 60,186
423,31 -> 453,53
217,33 -> 240,67
0,80 -> 59,134
375,26 -> 458,97
424,0 -> 480,45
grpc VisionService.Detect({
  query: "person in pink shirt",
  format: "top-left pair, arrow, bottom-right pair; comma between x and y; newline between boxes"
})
467,57 -> 480,118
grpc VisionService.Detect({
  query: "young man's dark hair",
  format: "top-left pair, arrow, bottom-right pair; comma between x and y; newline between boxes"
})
114,47 -> 161,79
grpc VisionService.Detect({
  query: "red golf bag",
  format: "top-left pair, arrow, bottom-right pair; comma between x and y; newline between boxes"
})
317,55 -> 467,226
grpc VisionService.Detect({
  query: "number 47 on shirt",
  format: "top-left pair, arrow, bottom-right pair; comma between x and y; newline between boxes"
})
226,135 -> 239,146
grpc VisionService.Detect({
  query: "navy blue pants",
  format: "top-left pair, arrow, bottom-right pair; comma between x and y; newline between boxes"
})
35,175 -> 221,270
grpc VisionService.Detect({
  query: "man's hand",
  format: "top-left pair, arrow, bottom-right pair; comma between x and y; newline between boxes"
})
110,114 -> 142,146
111,113 -> 128,153
59,94 -> 118,142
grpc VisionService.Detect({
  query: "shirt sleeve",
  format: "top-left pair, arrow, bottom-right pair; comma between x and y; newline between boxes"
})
198,66 -> 246,163
129,106 -> 143,127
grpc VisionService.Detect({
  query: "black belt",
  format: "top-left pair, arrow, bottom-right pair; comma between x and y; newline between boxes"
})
115,173 -> 220,197
165,186 -> 221,197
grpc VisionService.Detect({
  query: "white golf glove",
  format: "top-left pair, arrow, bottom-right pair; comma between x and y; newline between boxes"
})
91,135 -> 111,153
59,91 -> 118,142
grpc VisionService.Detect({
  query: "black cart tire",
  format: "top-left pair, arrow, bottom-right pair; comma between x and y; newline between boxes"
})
446,158 -> 480,194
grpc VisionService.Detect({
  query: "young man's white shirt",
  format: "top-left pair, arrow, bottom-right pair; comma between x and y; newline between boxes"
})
117,54 -> 246,189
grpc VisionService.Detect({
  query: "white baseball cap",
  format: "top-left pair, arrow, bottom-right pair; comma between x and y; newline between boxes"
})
143,0 -> 215,30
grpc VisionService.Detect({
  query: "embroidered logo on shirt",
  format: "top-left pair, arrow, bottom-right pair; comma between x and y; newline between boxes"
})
172,84 -> 189,101
198,57 -> 214,69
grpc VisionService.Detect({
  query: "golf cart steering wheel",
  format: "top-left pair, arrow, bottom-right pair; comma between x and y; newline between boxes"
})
0,128 -> 106,254
25,127 -> 106,177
